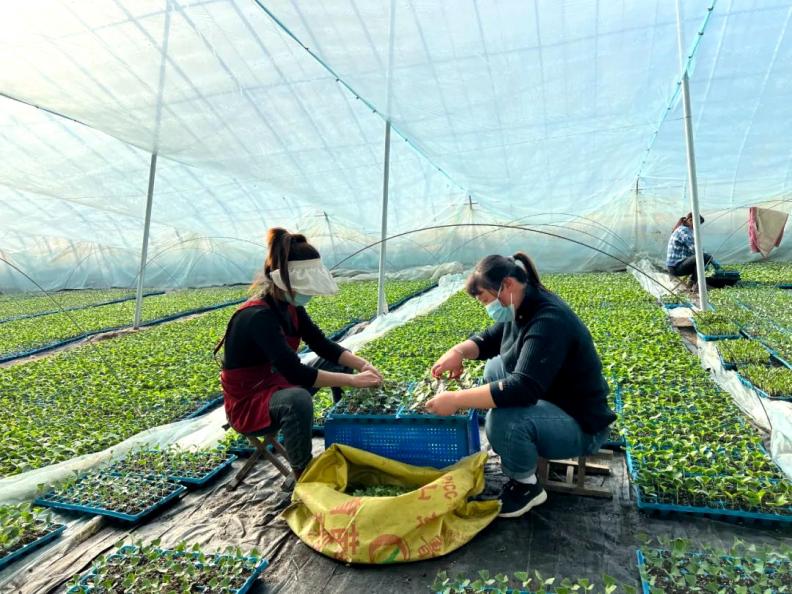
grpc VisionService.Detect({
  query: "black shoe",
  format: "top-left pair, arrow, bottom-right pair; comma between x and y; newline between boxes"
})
498,479 -> 547,518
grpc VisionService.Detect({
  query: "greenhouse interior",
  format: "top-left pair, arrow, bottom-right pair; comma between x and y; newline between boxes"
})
1,0 -> 791,592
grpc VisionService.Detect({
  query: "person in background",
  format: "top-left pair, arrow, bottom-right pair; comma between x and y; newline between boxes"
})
216,228 -> 382,478
666,212 -> 718,290
425,253 -> 616,518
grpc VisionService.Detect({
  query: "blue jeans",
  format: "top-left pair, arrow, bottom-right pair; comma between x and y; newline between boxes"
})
483,356 -> 610,480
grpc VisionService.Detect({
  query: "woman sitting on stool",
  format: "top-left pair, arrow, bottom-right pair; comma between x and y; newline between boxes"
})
666,212 -> 718,291
425,253 -> 616,518
217,228 -> 382,478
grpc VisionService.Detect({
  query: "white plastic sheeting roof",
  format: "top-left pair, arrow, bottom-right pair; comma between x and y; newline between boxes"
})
0,0 -> 790,290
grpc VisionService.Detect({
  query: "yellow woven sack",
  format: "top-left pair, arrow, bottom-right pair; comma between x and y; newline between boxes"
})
281,444 -> 500,564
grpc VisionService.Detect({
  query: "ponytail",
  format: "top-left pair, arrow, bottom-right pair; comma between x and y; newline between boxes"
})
465,252 -> 544,297
252,228 -> 321,299
512,252 -> 542,288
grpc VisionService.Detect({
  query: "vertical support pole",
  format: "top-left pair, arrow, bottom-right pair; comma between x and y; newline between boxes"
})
323,211 -> 339,268
377,121 -> 392,317
134,153 -> 157,329
675,0 -> 709,311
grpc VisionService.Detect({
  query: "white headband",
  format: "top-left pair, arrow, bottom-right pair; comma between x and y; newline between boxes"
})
270,259 -> 339,296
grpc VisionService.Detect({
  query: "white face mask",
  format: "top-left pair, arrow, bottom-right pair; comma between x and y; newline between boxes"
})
485,283 -> 515,323
270,259 -> 339,296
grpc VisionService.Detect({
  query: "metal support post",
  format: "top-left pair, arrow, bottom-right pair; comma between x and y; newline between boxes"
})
134,153 -> 157,328
376,121 -> 392,316
675,0 -> 709,311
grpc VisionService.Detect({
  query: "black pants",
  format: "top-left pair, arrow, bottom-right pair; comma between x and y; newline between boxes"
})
669,253 -> 712,284
249,357 -> 351,471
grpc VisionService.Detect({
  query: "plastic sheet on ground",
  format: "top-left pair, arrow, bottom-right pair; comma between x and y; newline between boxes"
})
630,258 -> 688,300
2,433 -> 790,594
698,341 -> 792,481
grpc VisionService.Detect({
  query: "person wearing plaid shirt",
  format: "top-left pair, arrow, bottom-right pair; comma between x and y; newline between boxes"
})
666,212 -> 714,287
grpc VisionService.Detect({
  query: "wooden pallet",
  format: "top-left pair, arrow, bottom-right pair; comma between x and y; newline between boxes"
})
537,450 -> 613,499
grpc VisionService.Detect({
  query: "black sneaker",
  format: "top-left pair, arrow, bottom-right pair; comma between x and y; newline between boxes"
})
498,479 -> 547,518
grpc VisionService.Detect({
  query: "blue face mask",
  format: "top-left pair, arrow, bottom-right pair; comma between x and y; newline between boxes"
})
485,284 -> 515,323
287,293 -> 313,307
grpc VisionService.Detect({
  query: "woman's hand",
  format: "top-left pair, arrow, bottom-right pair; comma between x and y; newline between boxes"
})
348,370 -> 382,389
359,360 -> 383,381
431,349 -> 463,379
425,391 -> 460,416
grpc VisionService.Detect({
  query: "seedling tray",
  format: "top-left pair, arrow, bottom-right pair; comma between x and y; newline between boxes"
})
635,550 -> 651,594
717,350 -> 737,371
602,384 -> 625,449
0,523 -> 65,571
631,481 -> 792,526
736,374 -> 792,402
138,454 -> 238,487
67,545 -> 269,594
692,320 -> 742,342
324,405 -> 480,468
35,482 -> 186,523
182,394 -> 224,420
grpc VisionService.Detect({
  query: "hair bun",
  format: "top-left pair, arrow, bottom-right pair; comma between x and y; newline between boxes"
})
291,233 -> 308,244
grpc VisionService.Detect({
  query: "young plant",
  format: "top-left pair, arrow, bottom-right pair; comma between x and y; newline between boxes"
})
67,539 -> 266,594
0,503 -> 60,560
717,339 -> 771,368
739,364 -> 792,399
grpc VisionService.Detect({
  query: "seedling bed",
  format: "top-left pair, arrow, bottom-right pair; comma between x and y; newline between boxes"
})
67,543 -> 269,594
736,371 -> 792,402
110,448 -> 237,487
35,472 -> 186,523
0,504 -> 66,571
0,291 -> 165,325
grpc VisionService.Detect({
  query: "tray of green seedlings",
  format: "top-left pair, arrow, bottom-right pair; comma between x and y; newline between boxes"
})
328,381 -> 409,419
691,312 -> 741,341
659,292 -> 691,309
109,446 -> 237,487
66,540 -> 269,594
0,503 -> 65,571
716,339 -> 772,370
637,537 -> 791,594
432,570 -> 627,594
737,364 -> 792,401
34,470 -> 186,523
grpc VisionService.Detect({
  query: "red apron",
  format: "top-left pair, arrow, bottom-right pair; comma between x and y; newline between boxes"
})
218,298 -> 301,434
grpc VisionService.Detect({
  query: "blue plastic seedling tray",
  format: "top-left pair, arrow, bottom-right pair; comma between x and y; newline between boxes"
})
182,394 -> 224,420
67,545 -> 269,594
0,523 -> 65,571
736,373 -> 792,402
324,403 -> 480,469
34,481 -> 186,523
118,452 -> 238,487
635,549 -> 652,594
630,479 -> 792,525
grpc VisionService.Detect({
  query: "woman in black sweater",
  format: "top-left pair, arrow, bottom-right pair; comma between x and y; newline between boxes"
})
426,253 -> 615,518
219,228 -> 382,478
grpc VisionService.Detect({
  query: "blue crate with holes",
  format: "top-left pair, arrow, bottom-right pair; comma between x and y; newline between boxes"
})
324,405 -> 480,469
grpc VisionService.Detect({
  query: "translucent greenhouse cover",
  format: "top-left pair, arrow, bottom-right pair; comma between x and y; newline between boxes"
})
0,0 -> 790,290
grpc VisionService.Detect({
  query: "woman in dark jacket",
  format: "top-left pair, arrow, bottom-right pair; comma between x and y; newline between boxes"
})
426,253 -> 616,518
218,228 -> 382,477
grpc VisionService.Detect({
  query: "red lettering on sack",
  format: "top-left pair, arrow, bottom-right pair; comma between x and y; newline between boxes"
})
368,535 -> 411,563
416,512 -> 438,528
418,535 -> 444,558
418,484 -> 438,500
442,475 -> 458,500
331,498 -> 362,516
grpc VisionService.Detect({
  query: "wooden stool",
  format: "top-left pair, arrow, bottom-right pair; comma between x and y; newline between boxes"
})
226,433 -> 292,491
536,450 -> 612,499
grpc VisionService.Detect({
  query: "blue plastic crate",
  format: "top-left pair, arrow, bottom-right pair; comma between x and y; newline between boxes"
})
0,523 -> 65,571
67,545 -> 269,594
324,406 -> 480,469
35,480 -> 186,523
